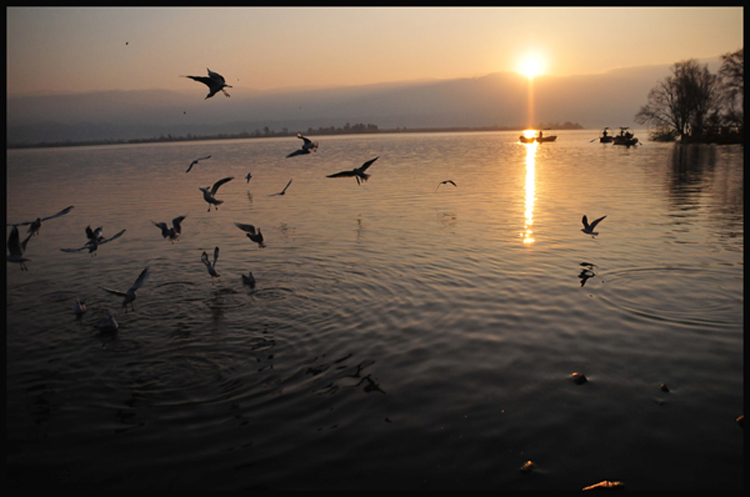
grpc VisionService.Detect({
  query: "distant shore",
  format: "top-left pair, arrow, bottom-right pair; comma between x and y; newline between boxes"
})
6,122 -> 585,150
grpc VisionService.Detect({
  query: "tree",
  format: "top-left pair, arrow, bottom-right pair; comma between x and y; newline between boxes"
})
635,59 -> 719,141
717,48 -> 743,129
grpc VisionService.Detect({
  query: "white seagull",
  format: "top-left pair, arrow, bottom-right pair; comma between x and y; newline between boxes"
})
199,177 -> 234,212
327,157 -> 379,185
581,215 -> 607,236
234,222 -> 266,248
201,247 -> 221,284
7,205 -> 74,235
6,225 -> 34,271
61,225 -> 126,255
286,133 -> 319,158
183,68 -> 232,99
269,179 -> 293,196
100,267 -> 150,312
152,216 -> 186,243
186,155 -> 212,173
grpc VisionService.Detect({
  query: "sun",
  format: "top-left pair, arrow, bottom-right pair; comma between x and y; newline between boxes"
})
520,56 -> 543,80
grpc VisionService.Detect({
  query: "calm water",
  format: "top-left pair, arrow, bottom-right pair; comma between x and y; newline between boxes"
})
6,131 -> 743,490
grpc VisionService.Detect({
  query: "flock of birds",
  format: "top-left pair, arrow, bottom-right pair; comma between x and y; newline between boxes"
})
7,67 -> 608,334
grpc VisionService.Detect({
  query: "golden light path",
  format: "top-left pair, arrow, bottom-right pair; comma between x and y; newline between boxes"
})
522,141 -> 537,245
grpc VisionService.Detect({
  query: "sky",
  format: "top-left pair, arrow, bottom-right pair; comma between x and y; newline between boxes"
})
6,7 -> 744,97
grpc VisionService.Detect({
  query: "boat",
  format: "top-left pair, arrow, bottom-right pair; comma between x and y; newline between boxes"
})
598,127 -> 614,143
519,134 -> 557,143
612,127 -> 639,147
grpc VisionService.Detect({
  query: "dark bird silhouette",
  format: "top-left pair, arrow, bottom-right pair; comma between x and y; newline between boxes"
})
186,155 -> 211,173
152,216 -> 186,243
7,205 -> 74,235
6,225 -> 34,271
581,215 -> 607,236
201,247 -> 221,284
286,133 -> 319,157
183,68 -> 232,99
269,179 -> 293,196
199,177 -> 234,212
61,225 -> 126,255
245,172 -> 252,183
327,157 -> 379,185
234,222 -> 266,248
100,267 -> 150,312
241,271 -> 256,287
436,180 -> 457,191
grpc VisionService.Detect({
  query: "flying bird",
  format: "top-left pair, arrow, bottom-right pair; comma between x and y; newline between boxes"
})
201,247 -> 221,284
241,271 -> 256,287
581,215 -> 607,236
199,177 -> 234,212
7,205 -> 74,235
245,172 -> 253,183
436,180 -> 457,191
327,157 -> 379,185
286,133 -> 319,157
269,179 -> 293,196
186,155 -> 211,173
183,68 -> 232,99
61,226 -> 126,255
234,222 -> 266,248
6,225 -> 34,271
100,267 -> 150,312
152,216 -> 186,243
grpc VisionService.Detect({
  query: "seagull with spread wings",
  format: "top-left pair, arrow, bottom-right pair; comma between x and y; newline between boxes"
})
269,179 -> 293,197
286,133 -> 319,158
61,225 -> 126,255
7,205 -> 74,236
327,157 -> 379,185
201,247 -> 221,284
186,155 -> 211,173
199,177 -> 234,212
152,216 -> 186,243
6,225 -> 34,271
183,68 -> 232,99
100,267 -> 150,312
581,215 -> 607,236
234,222 -> 266,248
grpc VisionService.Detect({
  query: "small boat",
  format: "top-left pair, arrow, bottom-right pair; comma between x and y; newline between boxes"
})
612,127 -> 639,147
598,127 -> 614,143
519,134 -> 557,143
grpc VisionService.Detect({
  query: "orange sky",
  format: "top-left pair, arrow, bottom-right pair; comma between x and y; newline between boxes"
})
6,7 -> 744,96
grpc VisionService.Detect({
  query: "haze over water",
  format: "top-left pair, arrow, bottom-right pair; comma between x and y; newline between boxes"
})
6,130 -> 743,490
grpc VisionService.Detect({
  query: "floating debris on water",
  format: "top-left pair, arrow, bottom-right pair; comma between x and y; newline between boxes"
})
571,372 -> 588,385
519,460 -> 536,473
582,480 -> 624,490
660,383 -> 670,392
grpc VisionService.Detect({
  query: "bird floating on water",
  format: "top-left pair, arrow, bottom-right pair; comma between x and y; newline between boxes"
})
100,267 -> 150,312
97,314 -> 119,334
74,299 -> 87,318
152,216 -> 186,243
201,247 -> 221,284
286,133 -> 319,158
234,222 -> 266,248
581,215 -> 607,236
241,271 -> 256,287
269,179 -> 293,196
199,177 -> 234,212
186,155 -> 211,173
327,157 -> 379,185
6,225 -> 34,271
436,180 -> 457,191
183,68 -> 232,99
61,226 -> 126,255
7,205 -> 74,236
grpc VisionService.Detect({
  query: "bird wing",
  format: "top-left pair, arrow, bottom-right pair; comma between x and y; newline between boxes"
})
298,134 -> 313,145
589,215 -> 606,230
85,225 -> 103,241
100,286 -> 128,297
201,251 -> 210,267
61,245 -> 89,253
99,229 -> 126,245
211,177 -> 234,195
20,231 -> 34,252
281,179 -> 293,193
234,222 -> 257,234
327,171 -> 355,178
186,75 -> 214,86
582,215 -> 590,229
172,216 -> 186,233
207,69 -> 226,84
213,247 -> 219,267
130,267 -> 150,292
358,156 -> 379,172
7,226 -> 22,256
40,205 -> 74,222
286,149 -> 305,158
152,221 -> 168,234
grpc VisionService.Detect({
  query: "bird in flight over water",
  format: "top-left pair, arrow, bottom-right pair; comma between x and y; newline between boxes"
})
199,177 -> 234,212
152,216 -> 186,243
286,133 -> 319,158
7,205 -> 74,236
201,247 -> 221,284
100,267 -> 150,312
234,222 -> 266,248
436,180 -> 457,191
581,215 -> 607,236
61,225 -> 126,255
327,157 -> 379,185
186,155 -> 211,173
183,68 -> 232,99
269,179 -> 293,196
6,225 -> 34,271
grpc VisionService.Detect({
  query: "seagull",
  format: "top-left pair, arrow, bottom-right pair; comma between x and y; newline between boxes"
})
183,68 -> 232,99
234,222 -> 266,248
286,133 -> 319,158
436,180 -> 457,191
6,225 -> 34,271
581,215 -> 607,236
241,271 -> 256,287
152,216 -> 186,243
245,172 -> 253,183
100,267 -> 150,312
61,226 -> 126,255
74,299 -> 87,318
327,157 -> 379,185
7,205 -> 74,235
97,314 -> 119,334
269,179 -> 293,196
186,155 -> 211,173
201,247 -> 221,284
199,177 -> 234,212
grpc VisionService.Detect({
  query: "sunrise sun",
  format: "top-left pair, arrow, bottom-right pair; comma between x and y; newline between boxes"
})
517,53 -> 546,80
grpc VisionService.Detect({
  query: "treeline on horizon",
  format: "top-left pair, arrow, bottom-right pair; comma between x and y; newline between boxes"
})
6,121 -> 584,150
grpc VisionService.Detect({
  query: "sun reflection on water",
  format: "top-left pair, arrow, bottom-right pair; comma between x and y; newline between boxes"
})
522,141 -> 537,244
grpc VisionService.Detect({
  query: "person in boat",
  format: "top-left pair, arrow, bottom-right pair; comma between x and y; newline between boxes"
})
602,128 -> 609,138
538,130 -> 544,140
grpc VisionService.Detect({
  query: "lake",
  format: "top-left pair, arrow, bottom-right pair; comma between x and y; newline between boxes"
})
6,130 -> 743,490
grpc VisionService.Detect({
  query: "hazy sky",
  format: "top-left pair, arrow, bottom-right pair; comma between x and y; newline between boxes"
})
6,7 -> 744,96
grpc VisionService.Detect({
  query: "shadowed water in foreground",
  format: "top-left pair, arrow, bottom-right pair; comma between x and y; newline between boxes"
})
6,131 -> 743,490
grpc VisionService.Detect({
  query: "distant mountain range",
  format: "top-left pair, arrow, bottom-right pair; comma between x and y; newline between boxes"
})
6,57 -> 722,146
